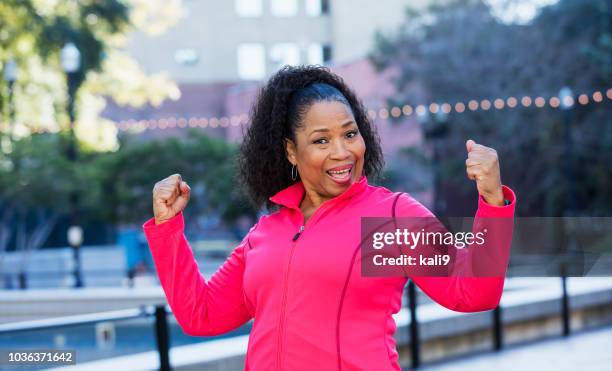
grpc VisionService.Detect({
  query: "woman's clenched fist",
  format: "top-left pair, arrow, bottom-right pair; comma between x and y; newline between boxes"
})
465,139 -> 504,206
153,174 -> 191,225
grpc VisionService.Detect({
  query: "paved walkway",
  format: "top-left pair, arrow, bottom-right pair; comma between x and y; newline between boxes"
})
422,326 -> 612,371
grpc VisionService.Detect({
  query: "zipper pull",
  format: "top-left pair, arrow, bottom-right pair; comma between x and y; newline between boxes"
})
292,225 -> 305,241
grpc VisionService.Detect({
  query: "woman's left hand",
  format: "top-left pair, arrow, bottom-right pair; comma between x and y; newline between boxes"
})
465,139 -> 504,206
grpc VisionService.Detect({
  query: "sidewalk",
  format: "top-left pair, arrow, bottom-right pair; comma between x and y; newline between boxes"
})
422,326 -> 612,371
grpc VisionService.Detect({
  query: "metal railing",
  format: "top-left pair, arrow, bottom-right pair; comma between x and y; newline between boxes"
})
2,268 -> 145,290
0,278 -> 581,370
405,276 -> 573,368
0,305 -> 172,371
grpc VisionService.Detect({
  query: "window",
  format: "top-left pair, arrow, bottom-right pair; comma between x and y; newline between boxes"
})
305,44 -> 332,65
271,0 -> 298,17
270,43 -> 300,71
307,43 -> 323,65
174,48 -> 199,66
237,44 -> 265,80
321,0 -> 330,14
235,0 -> 262,17
305,0 -> 330,16
322,44 -> 332,62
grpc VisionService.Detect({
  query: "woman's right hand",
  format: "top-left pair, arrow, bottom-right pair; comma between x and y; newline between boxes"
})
153,174 -> 191,225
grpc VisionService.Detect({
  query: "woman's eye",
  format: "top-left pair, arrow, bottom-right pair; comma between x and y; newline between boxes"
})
314,138 -> 328,144
346,130 -> 358,138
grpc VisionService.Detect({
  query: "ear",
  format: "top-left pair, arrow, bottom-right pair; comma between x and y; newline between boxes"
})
284,138 -> 297,166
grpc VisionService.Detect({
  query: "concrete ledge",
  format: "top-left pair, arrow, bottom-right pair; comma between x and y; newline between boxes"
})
38,277 -> 612,370
0,287 -> 166,323
45,335 -> 249,371
395,277 -> 612,365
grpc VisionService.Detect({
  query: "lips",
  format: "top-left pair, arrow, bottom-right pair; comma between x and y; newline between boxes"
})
326,164 -> 353,184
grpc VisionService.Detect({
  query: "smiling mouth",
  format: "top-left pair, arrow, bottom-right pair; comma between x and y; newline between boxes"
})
326,165 -> 353,183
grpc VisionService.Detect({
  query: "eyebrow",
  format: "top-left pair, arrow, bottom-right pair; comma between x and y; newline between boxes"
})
309,120 -> 356,135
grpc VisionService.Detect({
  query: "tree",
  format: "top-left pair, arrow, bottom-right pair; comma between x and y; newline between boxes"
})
83,131 -> 257,233
0,134 -> 72,274
370,0 -> 612,216
0,0 -> 182,150
0,0 -> 184,278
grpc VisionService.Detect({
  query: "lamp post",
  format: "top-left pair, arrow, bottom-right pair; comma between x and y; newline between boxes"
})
61,42 -> 83,288
559,87 -> 576,214
432,109 -> 449,215
68,225 -> 84,287
403,107 -> 431,368
418,106 -> 450,215
61,43 -> 80,161
559,86 -> 574,336
4,59 -> 17,138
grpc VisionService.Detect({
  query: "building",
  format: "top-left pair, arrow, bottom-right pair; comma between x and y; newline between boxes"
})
125,0 -> 429,83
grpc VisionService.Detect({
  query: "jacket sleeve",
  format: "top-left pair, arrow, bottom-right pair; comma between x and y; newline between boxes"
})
142,211 -> 254,336
398,185 -> 516,312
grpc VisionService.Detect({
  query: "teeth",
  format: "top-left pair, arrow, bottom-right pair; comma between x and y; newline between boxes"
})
329,169 -> 350,174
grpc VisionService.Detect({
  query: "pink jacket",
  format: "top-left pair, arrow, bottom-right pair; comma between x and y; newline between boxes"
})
143,175 -> 516,370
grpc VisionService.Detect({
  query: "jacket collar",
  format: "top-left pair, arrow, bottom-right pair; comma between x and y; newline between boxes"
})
269,174 -> 368,210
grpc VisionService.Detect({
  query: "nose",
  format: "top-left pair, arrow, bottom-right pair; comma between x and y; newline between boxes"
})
329,138 -> 350,160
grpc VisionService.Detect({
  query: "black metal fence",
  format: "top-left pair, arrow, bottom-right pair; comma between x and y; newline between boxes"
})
0,305 -> 172,371
405,276 -> 573,368
0,277 -> 577,370
2,268 -> 141,290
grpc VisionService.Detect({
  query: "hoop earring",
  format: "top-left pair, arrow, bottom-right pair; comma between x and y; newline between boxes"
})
291,164 -> 297,181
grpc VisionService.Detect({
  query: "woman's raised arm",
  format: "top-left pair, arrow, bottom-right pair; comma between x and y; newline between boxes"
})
143,173 -> 253,336
401,185 -> 516,312
143,212 -> 255,336
393,139 -> 516,312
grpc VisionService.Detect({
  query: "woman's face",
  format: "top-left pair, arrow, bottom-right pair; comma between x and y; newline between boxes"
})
285,100 -> 366,203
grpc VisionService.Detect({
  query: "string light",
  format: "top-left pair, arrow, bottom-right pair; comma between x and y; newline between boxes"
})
378,108 -> 389,119
415,105 -> 426,116
390,106 -> 402,118
112,87 -> 609,132
506,97 -> 518,108
593,91 -> 603,103
468,100 -> 479,111
521,96 -> 532,107
549,97 -> 560,108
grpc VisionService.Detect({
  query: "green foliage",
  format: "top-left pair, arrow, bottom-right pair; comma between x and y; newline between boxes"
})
83,131 -> 256,225
0,133 -> 74,212
0,0 -> 181,149
1,131 -> 256,229
1,0 -> 129,91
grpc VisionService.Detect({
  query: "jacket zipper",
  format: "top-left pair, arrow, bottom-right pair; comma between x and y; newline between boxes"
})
292,225 -> 305,241
276,230 -> 300,371
276,204 -> 330,370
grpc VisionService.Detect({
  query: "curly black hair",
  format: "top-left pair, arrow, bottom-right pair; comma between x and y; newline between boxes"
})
238,65 -> 385,211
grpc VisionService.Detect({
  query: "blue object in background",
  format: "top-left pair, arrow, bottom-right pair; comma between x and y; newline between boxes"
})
117,227 -> 153,277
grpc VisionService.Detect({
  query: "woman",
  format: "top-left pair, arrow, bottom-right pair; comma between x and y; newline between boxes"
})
143,65 -> 516,370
